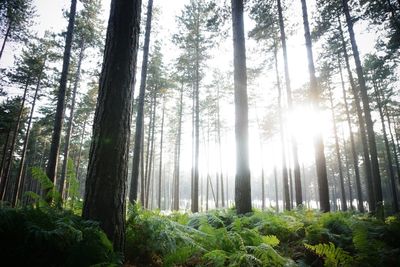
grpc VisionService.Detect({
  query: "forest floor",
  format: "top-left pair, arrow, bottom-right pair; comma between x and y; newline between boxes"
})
1,204 -> 399,266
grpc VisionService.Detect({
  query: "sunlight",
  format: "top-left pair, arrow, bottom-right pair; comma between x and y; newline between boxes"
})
285,105 -> 332,165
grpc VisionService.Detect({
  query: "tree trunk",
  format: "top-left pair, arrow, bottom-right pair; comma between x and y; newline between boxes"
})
342,0 -> 383,218
46,0 -> 77,198
75,118 -> 86,182
338,53 -> 364,212
0,22 -> 11,61
82,0 -> 142,253
301,0 -> 330,212
273,44 -> 290,211
12,60 -> 46,207
60,43 -> 84,200
261,168 -> 265,210
373,82 -> 398,212
157,96 -> 165,209
274,166 -> 279,212
129,0 -> 153,204
328,85 -> 347,211
342,136 -> 354,210
173,83 -> 184,211
145,93 -> 157,208
231,0 -> 251,214
0,127 -> 11,179
277,0 -> 302,206
1,77 -> 30,200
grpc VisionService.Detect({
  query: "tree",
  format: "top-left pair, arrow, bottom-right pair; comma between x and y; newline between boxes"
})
342,0 -> 383,217
12,38 -> 49,206
82,0 -> 142,253
46,0 -> 77,202
129,0 -> 154,204
59,0 -> 104,200
174,0 -> 219,212
301,0 -> 330,212
0,0 -> 34,61
231,0 -> 251,214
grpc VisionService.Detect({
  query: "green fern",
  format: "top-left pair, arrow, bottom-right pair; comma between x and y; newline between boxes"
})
304,242 -> 353,267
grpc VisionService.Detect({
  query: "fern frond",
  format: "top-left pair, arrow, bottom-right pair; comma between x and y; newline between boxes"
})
304,242 -> 353,267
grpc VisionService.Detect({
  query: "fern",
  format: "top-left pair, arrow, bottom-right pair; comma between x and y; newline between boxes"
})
304,242 -> 353,267
262,235 -> 280,247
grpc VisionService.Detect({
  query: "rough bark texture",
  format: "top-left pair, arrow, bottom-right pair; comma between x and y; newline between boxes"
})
342,0 -> 383,217
46,0 -> 77,195
232,0 -> 252,214
301,0 -> 330,212
277,0 -> 302,206
82,0 -> 141,253
129,0 -> 153,204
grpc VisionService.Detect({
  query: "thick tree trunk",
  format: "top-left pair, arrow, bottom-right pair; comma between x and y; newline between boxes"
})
60,43 -> 84,199
12,60 -> 45,207
231,0 -> 251,214
342,0 -> 383,218
274,45 -> 290,211
129,0 -> 153,204
301,0 -> 330,212
277,0 -> 302,206
373,82 -> 398,212
338,54 -> 364,211
328,85 -> 347,211
82,0 -> 141,253
157,96 -> 165,209
1,77 -> 30,200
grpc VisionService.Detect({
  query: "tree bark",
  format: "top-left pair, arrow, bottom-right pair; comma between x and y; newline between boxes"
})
342,0 -> 383,217
301,0 -> 330,212
277,0 -> 302,206
231,0 -> 252,214
82,0 -> 141,253
145,93 -> 157,208
46,0 -> 77,200
129,0 -> 153,204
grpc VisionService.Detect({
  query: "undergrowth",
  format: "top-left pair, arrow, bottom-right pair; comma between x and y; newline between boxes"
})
125,206 -> 400,267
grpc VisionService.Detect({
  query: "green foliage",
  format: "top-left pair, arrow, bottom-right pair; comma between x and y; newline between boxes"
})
305,242 -> 353,267
26,167 -> 62,207
0,206 -> 120,266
